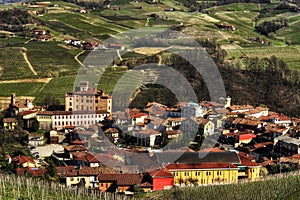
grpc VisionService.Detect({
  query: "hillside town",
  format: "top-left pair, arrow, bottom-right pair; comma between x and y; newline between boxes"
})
1,81 -> 299,194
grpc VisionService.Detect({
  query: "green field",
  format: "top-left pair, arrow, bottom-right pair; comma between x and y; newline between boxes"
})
39,12 -> 128,40
0,82 -> 45,97
0,47 -> 36,80
0,1 -> 299,103
24,41 -> 81,77
34,76 -> 76,104
226,46 -> 300,70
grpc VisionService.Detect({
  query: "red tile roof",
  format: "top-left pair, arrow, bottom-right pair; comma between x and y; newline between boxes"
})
166,162 -> 238,170
149,168 -> 174,178
238,152 -> 259,167
16,167 -> 47,177
3,118 -> 18,123
12,155 -> 36,165
73,152 -> 99,163
239,133 -> 256,141
252,142 -> 273,150
71,139 -> 84,145
18,110 -> 37,116
140,182 -> 152,187
198,147 -> 225,152
98,173 -> 143,185
104,128 -> 119,133
56,166 -> 77,177
64,145 -> 87,152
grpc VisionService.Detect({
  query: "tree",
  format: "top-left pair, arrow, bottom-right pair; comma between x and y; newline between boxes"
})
30,119 -> 39,132
40,94 -> 61,110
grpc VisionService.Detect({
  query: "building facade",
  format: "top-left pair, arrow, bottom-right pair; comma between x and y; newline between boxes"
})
37,110 -> 109,130
65,81 -> 112,113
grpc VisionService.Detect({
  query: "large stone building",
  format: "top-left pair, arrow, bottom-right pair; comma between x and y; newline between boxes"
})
37,110 -> 109,130
65,82 -> 112,113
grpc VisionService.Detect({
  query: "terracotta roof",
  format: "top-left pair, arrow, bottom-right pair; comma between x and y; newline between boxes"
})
149,168 -> 174,178
16,167 -> 47,177
18,110 -> 37,116
56,166 -> 77,177
104,128 -> 119,133
3,118 -> 18,123
12,155 -> 36,165
239,133 -> 256,141
238,152 -> 259,167
64,145 -> 87,152
78,166 -> 116,176
229,105 -> 254,111
73,152 -> 99,163
14,102 -> 27,108
98,173 -> 143,185
166,162 -> 238,170
198,147 -> 225,152
138,129 -> 161,135
252,142 -> 273,150
140,182 -> 152,187
37,111 -> 54,116
71,139 -> 84,145
232,118 -> 262,127
261,157 -> 274,167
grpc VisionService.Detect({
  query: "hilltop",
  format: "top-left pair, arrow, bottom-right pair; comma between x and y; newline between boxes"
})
0,0 -> 299,115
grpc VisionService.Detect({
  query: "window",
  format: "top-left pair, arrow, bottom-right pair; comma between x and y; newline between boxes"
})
70,178 -> 74,181
69,102 -> 72,106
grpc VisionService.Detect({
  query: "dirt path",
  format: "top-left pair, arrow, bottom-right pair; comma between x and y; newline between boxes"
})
157,54 -> 163,65
21,47 -> 37,75
117,49 -> 123,61
145,17 -> 150,27
0,78 -> 52,84
74,50 -> 85,66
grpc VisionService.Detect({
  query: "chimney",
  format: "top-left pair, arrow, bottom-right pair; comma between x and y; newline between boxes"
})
225,96 -> 231,108
11,93 -> 16,106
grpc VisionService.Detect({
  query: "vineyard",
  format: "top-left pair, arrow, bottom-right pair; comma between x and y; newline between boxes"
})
0,172 -> 300,199
226,46 -> 300,70
0,174 -> 137,200
0,48 -> 36,80
150,173 -> 300,200
34,76 -> 76,104
0,82 -> 45,97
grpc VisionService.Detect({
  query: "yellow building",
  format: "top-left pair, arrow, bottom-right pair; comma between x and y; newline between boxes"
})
166,162 -> 239,185
3,118 -> 18,130
238,152 -> 260,180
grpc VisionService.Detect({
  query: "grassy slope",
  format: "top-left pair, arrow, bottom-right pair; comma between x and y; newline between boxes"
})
0,174 -> 133,200
0,1 -> 299,103
148,174 -> 300,200
1,173 -> 299,200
